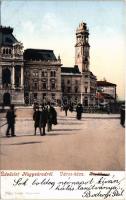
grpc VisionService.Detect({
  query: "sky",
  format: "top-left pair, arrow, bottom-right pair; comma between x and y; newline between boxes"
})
1,0 -> 125,100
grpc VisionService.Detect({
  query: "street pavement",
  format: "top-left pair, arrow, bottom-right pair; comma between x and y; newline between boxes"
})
0,108 -> 125,170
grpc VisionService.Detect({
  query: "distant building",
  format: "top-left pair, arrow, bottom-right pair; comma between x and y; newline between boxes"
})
0,26 -> 24,105
96,80 -> 117,103
61,65 -> 81,104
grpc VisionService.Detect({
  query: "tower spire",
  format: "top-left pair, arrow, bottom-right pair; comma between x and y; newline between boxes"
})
75,22 -> 90,73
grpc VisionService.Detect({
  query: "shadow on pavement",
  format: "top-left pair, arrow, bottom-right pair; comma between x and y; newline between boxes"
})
0,134 -> 33,138
59,122 -> 83,125
46,131 -> 80,136
2,141 -> 42,145
52,128 -> 81,131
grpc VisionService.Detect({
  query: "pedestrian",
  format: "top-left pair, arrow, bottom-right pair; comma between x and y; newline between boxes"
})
120,104 -> 125,127
39,105 -> 48,135
76,103 -> 83,120
47,104 -> 57,132
63,103 -> 69,116
106,103 -> 110,114
69,103 -> 73,112
6,104 -> 16,137
33,106 -> 41,135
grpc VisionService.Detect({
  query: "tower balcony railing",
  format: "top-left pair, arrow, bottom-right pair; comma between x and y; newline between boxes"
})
1,54 -> 23,60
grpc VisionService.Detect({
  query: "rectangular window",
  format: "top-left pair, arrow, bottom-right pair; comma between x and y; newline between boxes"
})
67,87 -> 71,93
42,71 -> 45,77
75,87 -> 78,93
34,83 -> 37,89
85,87 -> 87,93
43,82 -> 46,89
51,83 -> 56,90
62,86 -> 65,92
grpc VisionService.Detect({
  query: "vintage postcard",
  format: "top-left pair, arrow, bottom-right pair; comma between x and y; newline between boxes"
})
0,0 -> 125,199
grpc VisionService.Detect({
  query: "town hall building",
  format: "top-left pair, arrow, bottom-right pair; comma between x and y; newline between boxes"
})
0,22 -> 97,107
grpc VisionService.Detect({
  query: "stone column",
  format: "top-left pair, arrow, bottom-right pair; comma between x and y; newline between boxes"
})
0,66 -> 2,86
11,65 -> 15,88
21,65 -> 24,88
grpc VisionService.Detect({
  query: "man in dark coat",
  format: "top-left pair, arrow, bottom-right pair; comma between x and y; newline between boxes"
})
63,103 -> 69,116
6,104 -> 16,137
33,106 -> 41,135
76,103 -> 83,120
47,104 -> 57,132
39,106 -> 48,135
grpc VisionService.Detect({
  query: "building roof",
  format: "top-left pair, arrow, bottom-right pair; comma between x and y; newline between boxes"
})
0,26 -> 18,46
97,92 -> 115,100
61,65 -> 81,74
89,71 -> 97,79
24,49 -> 57,61
97,81 -> 116,87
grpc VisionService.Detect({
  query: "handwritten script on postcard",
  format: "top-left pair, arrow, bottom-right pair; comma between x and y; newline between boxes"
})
1,171 -> 125,199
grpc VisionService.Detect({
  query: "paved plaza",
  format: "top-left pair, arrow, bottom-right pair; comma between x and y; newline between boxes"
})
0,107 -> 125,171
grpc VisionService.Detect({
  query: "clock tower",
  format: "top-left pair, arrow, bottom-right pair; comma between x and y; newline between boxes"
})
75,22 -> 90,73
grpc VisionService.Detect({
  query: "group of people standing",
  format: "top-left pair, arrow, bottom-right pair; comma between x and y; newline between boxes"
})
61,102 -> 83,120
33,103 -> 57,136
5,102 -> 83,137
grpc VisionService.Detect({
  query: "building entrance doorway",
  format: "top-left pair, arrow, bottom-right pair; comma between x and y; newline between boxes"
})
3,93 -> 11,105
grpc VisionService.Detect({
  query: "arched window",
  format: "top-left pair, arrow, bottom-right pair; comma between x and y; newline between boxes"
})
9,49 -> 12,54
51,71 -> 56,77
42,70 -> 47,77
51,71 -> 53,77
6,49 -> 8,54
3,49 -> 5,54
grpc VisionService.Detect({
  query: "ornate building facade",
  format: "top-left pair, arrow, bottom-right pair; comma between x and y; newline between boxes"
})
0,26 -> 24,105
24,49 -> 61,105
0,22 -> 97,107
